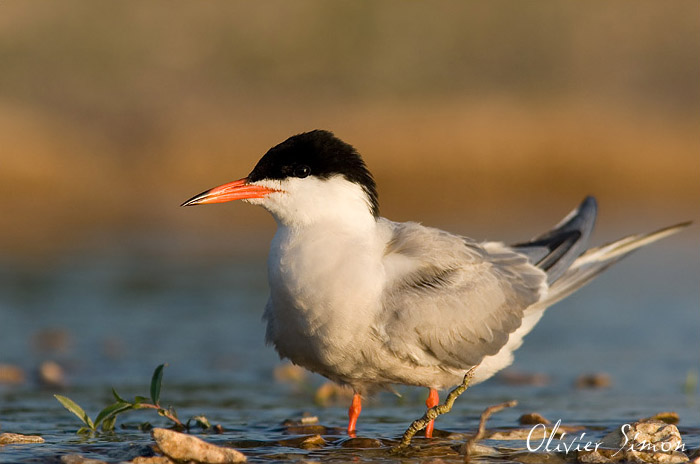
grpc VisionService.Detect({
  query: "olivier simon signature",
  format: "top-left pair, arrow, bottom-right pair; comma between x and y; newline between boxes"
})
526,420 -> 686,456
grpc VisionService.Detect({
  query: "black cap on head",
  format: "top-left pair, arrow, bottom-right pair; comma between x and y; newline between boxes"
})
248,130 -> 379,217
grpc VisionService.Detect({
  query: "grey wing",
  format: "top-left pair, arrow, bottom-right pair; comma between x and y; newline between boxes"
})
377,219 -> 547,369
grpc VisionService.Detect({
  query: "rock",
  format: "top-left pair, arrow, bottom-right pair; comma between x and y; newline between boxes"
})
0,364 -> 25,385
152,428 -> 246,463
281,415 -> 326,434
497,370 -> 550,386
489,424 -> 581,441
38,360 -> 67,388
0,433 -> 44,444
33,328 -> 72,354
510,450 -> 568,464
642,412 -> 680,425
281,415 -> 318,426
314,381 -> 353,406
273,363 -> 307,384
577,420 -> 688,463
519,413 -> 551,425
130,457 -> 176,464
278,434 -> 326,449
575,373 -> 611,389
462,442 -> 500,457
60,455 -> 107,464
340,437 -> 383,448
283,424 -> 329,435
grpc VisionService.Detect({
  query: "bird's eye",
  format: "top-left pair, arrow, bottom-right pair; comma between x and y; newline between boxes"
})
294,165 -> 311,178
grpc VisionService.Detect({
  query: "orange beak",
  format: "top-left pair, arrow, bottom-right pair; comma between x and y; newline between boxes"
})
181,178 -> 279,206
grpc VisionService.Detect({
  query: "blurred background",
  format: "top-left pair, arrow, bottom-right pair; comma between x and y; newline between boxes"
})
0,1 -> 698,451
1,0 -> 698,260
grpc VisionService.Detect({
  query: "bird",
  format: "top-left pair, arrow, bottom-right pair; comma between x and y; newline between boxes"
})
182,129 -> 689,438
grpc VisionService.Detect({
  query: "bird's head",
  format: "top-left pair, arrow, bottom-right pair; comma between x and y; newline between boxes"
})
182,130 -> 379,227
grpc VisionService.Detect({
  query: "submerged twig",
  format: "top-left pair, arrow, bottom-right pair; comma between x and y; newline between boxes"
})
391,366 -> 478,453
462,400 -> 518,462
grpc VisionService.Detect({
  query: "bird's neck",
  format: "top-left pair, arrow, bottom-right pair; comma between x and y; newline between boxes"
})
263,177 -> 378,232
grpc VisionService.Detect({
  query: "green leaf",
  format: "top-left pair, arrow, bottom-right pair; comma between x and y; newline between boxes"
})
192,415 -> 211,430
150,364 -> 166,405
133,396 -> 149,405
112,388 -> 127,403
76,426 -> 92,435
101,415 -> 117,432
94,401 -> 132,429
54,395 -> 95,430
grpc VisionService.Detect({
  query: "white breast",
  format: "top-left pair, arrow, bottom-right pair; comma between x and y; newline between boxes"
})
263,218 -> 386,382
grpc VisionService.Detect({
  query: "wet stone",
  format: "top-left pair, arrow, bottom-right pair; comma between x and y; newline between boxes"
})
0,433 -> 45,444
278,434 -> 326,449
575,373 -> 611,389
577,420 -> 688,463
130,457 -> 176,464
152,428 -> 246,463
340,437 -> 383,448
38,360 -> 67,388
0,364 -> 25,385
642,412 -> 680,425
281,415 -> 319,427
273,363 -> 308,384
33,328 -> 73,354
60,454 -> 107,464
510,450 -> 568,464
497,370 -> 551,386
461,442 -> 500,457
520,412 -> 551,425
283,424 -> 329,435
488,424 -> 583,441
314,381 -> 353,406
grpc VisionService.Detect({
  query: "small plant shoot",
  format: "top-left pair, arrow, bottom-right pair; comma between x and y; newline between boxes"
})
54,364 -> 211,434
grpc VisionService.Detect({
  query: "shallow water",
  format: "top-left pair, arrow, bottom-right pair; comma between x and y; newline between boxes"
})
0,235 -> 698,462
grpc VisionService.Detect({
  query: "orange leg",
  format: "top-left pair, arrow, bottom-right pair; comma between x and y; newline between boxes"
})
424,388 -> 439,438
347,392 -> 362,436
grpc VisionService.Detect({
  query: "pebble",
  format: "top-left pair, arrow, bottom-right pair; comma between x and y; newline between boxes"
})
283,424 -> 329,435
152,428 -> 246,463
278,434 -> 326,449
497,370 -> 550,386
61,454 -> 107,464
519,412 -> 551,425
577,420 -> 688,463
273,363 -> 307,384
314,381 -> 354,406
0,364 -> 25,385
340,437 -> 382,448
0,433 -> 44,444
488,424 -> 582,441
33,328 -> 73,354
575,373 -> 611,389
510,450 -> 567,463
130,457 -> 176,464
38,360 -> 67,388
642,412 -> 680,425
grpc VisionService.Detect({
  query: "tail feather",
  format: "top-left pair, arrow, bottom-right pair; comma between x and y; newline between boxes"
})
541,221 -> 692,306
513,196 -> 597,283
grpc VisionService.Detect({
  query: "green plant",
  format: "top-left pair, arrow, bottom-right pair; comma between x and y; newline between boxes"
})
55,364 -> 208,434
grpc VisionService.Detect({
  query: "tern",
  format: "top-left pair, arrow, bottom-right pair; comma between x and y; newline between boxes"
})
183,130 -> 688,437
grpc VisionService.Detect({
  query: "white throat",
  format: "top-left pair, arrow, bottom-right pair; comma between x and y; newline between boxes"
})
247,175 -> 377,231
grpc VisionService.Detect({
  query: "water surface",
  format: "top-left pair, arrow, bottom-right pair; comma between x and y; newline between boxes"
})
0,234 -> 697,462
